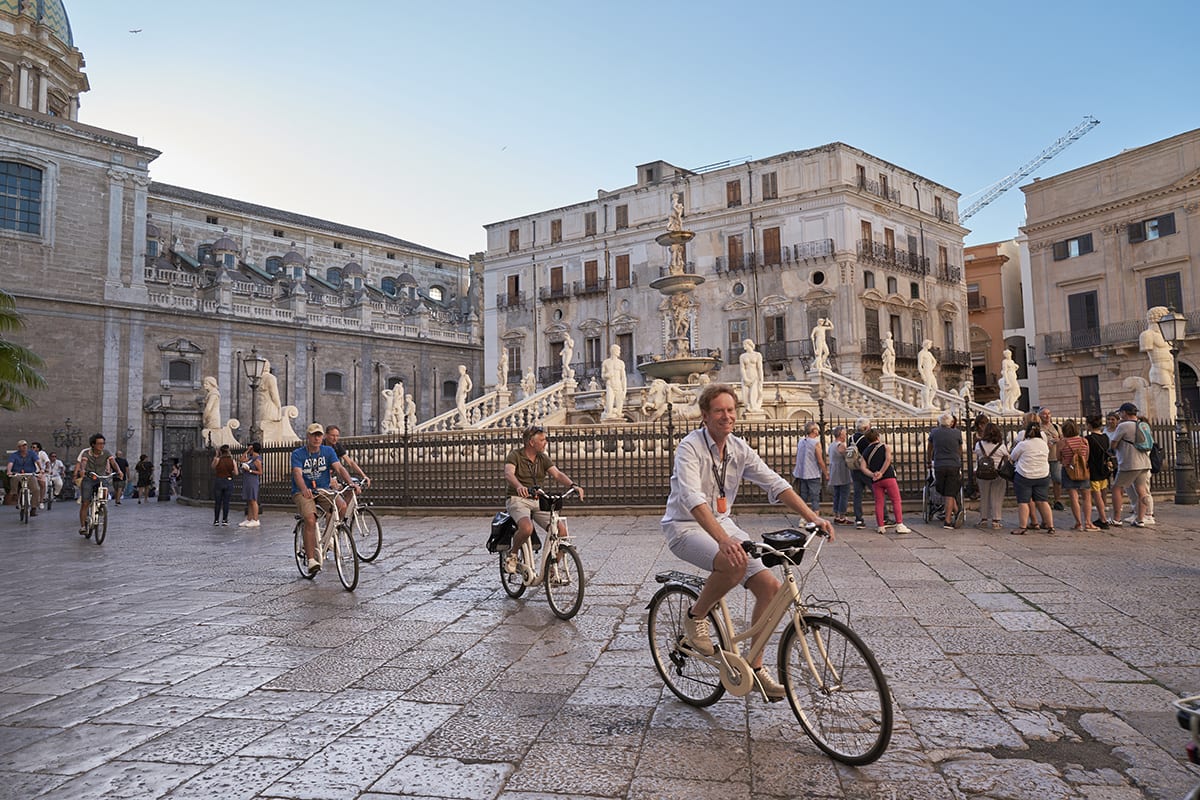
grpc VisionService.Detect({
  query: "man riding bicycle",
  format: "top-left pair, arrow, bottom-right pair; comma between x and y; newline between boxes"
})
291,422 -> 358,573
7,439 -> 43,516
503,425 -> 584,574
661,383 -> 833,700
324,425 -> 370,487
74,434 -> 123,535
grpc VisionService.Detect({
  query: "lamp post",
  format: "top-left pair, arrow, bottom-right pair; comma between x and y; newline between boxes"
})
243,347 -> 268,444
1156,308 -> 1198,505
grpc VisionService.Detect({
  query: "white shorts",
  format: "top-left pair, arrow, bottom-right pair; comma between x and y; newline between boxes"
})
663,516 -> 767,586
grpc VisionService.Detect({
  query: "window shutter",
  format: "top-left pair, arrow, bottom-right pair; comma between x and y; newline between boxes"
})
1052,241 -> 1068,261
1158,213 -> 1176,237
1078,233 -> 1093,255
1128,222 -> 1145,244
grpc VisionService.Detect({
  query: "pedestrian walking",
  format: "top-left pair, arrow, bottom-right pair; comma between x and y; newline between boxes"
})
113,450 -> 129,504
134,455 -> 154,504
211,445 -> 237,526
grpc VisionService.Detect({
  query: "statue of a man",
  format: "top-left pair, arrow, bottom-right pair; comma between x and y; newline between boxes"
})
404,394 -> 417,431
560,334 -> 575,380
810,318 -> 832,372
521,367 -> 536,399
881,332 -> 896,377
455,365 -> 472,426
1141,306 -> 1177,420
380,388 -> 398,434
917,339 -> 939,407
667,192 -> 684,232
670,294 -> 690,342
739,339 -> 764,413
255,360 -> 283,423
497,348 -> 509,389
602,344 -> 628,420
998,349 -> 1020,413
641,378 -> 670,422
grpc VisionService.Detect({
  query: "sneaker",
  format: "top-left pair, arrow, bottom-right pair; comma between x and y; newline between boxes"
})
855,519 -> 865,529
237,520 -> 250,527
79,526 -> 87,536
683,610 -> 715,656
1109,519 -> 1123,527
1141,515 -> 1155,526
876,526 -> 887,535
753,666 -> 786,701
943,523 -> 955,530
30,509 -> 37,516
213,521 -> 221,527
1053,501 -> 1064,511
246,520 -> 260,528
220,521 -> 229,526
1123,514 -> 1138,524
1131,519 -> 1146,528
306,557 -> 321,572
503,553 -> 518,574
895,523 -> 912,534
1094,517 -> 1110,530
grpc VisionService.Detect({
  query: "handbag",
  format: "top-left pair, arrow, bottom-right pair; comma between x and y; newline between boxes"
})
996,456 -> 1016,482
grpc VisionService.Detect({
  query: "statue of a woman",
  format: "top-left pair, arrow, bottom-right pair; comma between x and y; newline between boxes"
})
561,334 -> 575,380
998,349 -> 1020,413
739,339 -> 764,413
455,365 -> 472,426
881,332 -> 896,377
202,376 -> 221,431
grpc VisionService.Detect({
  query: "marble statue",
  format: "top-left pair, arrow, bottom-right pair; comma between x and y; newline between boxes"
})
587,376 -> 600,392
667,192 -> 684,232
521,367 -> 536,399
380,388 -> 399,434
201,375 -> 240,448
641,378 -> 671,422
917,339 -> 939,408
998,349 -> 1021,413
497,348 -> 509,389
669,294 -> 691,342
810,318 -> 832,372
739,339 -> 764,413
1123,377 -> 1150,423
560,334 -> 575,380
253,359 -> 299,444
404,394 -> 417,432
669,244 -> 687,275
1141,306 -> 1176,421
602,344 -> 628,420
881,332 -> 896,377
455,365 -> 472,427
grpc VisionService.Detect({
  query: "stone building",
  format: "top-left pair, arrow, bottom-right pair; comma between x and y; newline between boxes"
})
482,145 -> 970,401
0,1 -> 481,465
1021,127 -> 1200,420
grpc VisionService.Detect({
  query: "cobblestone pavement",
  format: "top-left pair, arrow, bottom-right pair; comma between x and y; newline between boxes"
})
1,495 -> 1197,800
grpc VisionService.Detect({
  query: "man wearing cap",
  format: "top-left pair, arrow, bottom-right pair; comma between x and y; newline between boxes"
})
291,423 -> 358,573
1107,403 -> 1151,528
7,440 -> 42,515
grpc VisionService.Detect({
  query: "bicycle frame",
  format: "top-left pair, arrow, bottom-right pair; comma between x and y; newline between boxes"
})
312,485 -> 354,551
89,476 -> 112,520
512,498 -> 569,587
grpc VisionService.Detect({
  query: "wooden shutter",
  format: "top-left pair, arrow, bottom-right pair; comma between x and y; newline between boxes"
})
584,259 -> 598,288
508,229 -> 519,252
1158,213 -> 1176,237
726,180 -> 742,207
728,235 -> 744,269
584,212 -> 596,236
763,227 -> 781,265
615,254 -> 630,288
1052,241 -> 1069,261
1078,234 -> 1093,255
1128,221 -> 1146,243
550,219 -> 562,244
550,266 -> 563,294
615,205 -> 628,229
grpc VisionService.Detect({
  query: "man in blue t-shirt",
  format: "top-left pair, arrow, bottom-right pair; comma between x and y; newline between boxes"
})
291,422 -> 357,573
7,439 -> 43,515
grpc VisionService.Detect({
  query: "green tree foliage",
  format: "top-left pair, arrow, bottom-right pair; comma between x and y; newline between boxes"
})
0,289 -> 46,411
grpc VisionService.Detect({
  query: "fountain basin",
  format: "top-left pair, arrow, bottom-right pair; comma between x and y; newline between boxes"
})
655,230 -> 695,248
649,274 -> 706,295
638,355 -> 723,383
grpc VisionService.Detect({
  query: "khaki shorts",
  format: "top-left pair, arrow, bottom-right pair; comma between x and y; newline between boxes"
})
1112,469 -> 1149,492
506,495 -> 551,532
292,491 -> 333,520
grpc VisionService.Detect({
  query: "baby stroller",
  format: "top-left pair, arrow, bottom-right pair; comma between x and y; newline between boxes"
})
922,466 -> 964,526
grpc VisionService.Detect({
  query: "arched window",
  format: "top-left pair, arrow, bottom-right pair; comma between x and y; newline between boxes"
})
146,239 -> 159,258
381,277 -> 397,296
428,285 -> 444,302
265,256 -> 283,275
863,271 -> 875,290
910,281 -> 920,299
326,267 -> 343,287
222,253 -> 236,268
442,380 -> 457,399
168,360 -> 192,383
0,161 -> 43,234
324,371 -> 344,393
886,276 -> 898,295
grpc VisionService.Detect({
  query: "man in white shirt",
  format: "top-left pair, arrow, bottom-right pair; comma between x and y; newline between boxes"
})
661,383 -> 832,700
1108,402 -> 1152,527
44,449 -> 65,502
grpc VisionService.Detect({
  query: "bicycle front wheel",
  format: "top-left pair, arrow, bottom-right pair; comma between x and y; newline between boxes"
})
778,614 -> 892,765
544,543 -> 584,619
500,548 -> 526,598
351,508 -> 382,562
647,584 -> 726,707
93,504 -> 107,545
43,488 -> 52,511
293,521 -> 315,579
19,492 -> 29,524
333,524 -> 359,591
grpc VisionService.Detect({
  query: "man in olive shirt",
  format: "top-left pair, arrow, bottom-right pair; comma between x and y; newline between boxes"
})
503,425 -> 583,572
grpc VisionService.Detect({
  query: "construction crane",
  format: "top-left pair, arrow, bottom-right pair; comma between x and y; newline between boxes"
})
959,115 -> 1100,222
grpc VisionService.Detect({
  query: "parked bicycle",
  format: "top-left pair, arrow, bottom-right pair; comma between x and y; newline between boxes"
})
292,483 -> 359,590
83,472 -> 114,545
13,474 -> 34,524
647,524 -> 892,765
1174,694 -> 1200,800
344,477 -> 382,562
498,486 -> 584,619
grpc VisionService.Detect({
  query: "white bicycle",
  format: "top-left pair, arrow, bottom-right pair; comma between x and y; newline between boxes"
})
499,486 -> 585,619
292,484 -> 359,591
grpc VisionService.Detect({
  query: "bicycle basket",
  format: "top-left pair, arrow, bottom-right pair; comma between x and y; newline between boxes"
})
538,493 -> 563,512
487,512 -> 516,553
760,529 -> 805,567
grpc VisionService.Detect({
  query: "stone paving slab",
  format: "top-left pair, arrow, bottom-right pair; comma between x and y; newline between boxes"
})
1,498 -> 1198,799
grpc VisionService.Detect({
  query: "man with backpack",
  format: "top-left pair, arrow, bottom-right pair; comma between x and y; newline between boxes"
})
1108,403 -> 1152,528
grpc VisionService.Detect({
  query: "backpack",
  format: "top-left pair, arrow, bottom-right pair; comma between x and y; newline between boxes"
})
1149,442 -> 1165,474
975,442 -> 1001,481
486,512 -> 516,553
1133,421 -> 1154,452
1064,443 -> 1090,482
844,439 -> 862,470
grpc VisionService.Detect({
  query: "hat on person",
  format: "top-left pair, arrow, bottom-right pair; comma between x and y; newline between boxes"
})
306,422 -> 325,435
1118,402 -> 1139,415
16,439 -> 27,446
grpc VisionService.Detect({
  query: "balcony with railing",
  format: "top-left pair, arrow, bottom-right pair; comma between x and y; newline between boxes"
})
495,291 -> 529,311
1041,310 -> 1200,356
714,239 -> 835,274
572,278 -> 608,297
857,239 -> 930,277
936,263 -> 963,284
857,176 -> 901,204
935,207 -> 958,224
538,285 -> 571,303
967,294 -> 988,310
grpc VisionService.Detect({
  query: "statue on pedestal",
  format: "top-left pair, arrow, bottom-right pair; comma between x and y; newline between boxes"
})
602,344 -> 628,420
1141,306 -> 1177,421
810,318 -> 832,372
455,365 -> 472,427
917,340 -> 939,408
560,334 -> 575,380
740,339 -> 764,413
881,332 -> 896,377
497,348 -> 509,390
521,367 -> 537,399
201,376 -> 240,448
998,349 -> 1021,414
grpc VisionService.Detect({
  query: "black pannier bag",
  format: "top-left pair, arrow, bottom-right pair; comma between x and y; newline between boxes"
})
487,512 -> 516,553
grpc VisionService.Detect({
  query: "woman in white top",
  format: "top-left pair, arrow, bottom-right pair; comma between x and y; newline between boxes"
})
973,422 -> 1008,530
1009,420 -> 1053,535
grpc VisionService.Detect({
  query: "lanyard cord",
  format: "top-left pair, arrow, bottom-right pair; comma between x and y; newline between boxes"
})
702,429 -> 729,498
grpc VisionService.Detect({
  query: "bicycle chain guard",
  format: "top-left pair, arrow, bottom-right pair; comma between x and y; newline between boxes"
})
717,649 -> 756,696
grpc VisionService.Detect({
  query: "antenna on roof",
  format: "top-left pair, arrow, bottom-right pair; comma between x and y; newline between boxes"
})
690,156 -> 753,174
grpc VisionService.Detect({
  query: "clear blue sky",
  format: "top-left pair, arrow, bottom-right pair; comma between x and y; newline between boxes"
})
67,0 -> 1199,257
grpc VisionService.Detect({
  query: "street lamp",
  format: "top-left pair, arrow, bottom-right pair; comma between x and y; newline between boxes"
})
1155,308 -> 1198,505
243,347 -> 268,444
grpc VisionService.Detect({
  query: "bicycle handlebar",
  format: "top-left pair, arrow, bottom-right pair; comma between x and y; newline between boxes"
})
740,524 -> 829,561
87,472 -> 115,480
534,486 -> 581,501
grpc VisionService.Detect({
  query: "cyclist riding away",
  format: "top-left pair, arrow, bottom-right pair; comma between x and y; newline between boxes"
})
291,422 -> 358,573
661,383 -> 833,700
503,425 -> 584,574
74,434 -> 122,535
7,439 -> 42,517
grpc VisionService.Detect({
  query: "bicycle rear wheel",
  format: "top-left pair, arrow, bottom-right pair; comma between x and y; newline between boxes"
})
500,547 -> 527,598
19,491 -> 29,524
778,614 -> 892,765
647,584 -> 726,707
43,487 -> 52,511
351,507 -> 383,562
293,520 -> 315,579
333,523 -> 359,591
93,504 -> 107,545
544,543 -> 584,619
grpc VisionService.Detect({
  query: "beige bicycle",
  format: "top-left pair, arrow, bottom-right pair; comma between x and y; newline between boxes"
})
292,484 -> 359,591
647,524 -> 893,765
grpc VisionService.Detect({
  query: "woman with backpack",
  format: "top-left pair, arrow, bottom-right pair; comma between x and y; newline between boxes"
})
973,422 -> 1008,530
1056,420 -> 1099,531
1085,414 -> 1114,528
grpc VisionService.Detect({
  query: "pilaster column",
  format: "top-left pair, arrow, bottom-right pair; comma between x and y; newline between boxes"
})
37,70 -> 48,114
130,176 -> 152,292
105,168 -> 134,293
17,61 -> 32,110
103,311 -> 122,439
126,315 -> 146,459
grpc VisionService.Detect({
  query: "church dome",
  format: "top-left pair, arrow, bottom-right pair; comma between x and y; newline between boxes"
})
5,0 -> 74,46
281,244 -> 305,267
